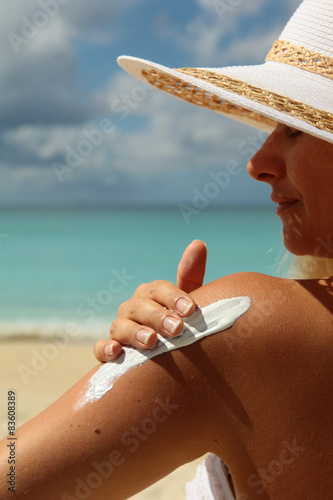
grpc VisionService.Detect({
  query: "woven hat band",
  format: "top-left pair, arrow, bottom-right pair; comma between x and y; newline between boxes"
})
118,0 -> 333,143
142,68 -> 333,134
265,40 -> 333,80
141,69 -> 275,129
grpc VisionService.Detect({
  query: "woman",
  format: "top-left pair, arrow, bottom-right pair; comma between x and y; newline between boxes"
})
1,1 -> 332,498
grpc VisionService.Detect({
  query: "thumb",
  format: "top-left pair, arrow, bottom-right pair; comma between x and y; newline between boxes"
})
177,240 -> 207,293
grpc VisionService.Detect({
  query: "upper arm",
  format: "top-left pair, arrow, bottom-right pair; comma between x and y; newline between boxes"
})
0,272 -> 290,500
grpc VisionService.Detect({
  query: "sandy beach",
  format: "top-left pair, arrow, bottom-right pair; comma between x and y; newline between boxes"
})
0,339 -> 204,499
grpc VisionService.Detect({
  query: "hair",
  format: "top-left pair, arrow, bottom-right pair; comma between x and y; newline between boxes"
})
285,255 -> 333,279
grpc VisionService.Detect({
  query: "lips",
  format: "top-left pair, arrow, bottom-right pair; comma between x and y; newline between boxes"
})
271,194 -> 299,215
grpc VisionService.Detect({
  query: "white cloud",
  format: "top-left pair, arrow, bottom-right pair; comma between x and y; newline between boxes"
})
0,78 -> 259,178
0,0 -> 277,206
3,0 -> 143,50
91,72 -> 262,177
170,0 -> 303,66
0,0 -> 146,131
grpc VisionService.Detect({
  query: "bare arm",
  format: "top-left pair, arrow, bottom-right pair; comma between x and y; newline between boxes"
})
0,272 -> 254,500
1,272 -> 329,500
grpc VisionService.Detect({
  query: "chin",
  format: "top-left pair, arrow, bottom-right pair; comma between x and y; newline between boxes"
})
282,230 -> 315,256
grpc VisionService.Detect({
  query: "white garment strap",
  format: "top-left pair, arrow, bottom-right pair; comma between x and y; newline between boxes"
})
186,454 -> 235,500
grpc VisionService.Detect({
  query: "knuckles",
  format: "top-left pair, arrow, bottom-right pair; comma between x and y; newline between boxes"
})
109,279 -> 178,338
140,280 -> 169,298
109,318 -> 121,337
117,300 -> 129,316
126,296 -> 145,318
135,282 -> 149,295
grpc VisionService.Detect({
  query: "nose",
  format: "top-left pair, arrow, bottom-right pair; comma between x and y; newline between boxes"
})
247,126 -> 285,185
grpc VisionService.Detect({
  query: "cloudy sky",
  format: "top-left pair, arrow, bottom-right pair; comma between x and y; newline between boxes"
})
1,0 -> 301,207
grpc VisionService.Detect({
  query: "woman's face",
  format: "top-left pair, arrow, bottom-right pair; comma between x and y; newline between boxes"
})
247,124 -> 333,257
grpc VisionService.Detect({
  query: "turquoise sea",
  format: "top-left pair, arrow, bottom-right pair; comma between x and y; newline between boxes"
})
0,207 -> 284,341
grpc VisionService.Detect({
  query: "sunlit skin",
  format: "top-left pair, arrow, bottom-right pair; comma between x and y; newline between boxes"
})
247,124 -> 333,257
94,125 -> 333,360
1,124 -> 333,499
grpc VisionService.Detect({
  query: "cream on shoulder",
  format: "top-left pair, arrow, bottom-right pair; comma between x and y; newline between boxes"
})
76,296 -> 251,408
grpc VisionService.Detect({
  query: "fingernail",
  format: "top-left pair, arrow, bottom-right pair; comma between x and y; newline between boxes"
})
176,298 -> 192,315
163,316 -> 181,335
136,330 -> 153,346
104,344 -> 114,356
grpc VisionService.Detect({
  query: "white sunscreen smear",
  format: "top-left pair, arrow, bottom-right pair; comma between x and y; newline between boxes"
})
78,296 -> 251,407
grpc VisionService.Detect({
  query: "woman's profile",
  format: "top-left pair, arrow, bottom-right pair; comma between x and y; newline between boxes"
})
1,1 -> 333,499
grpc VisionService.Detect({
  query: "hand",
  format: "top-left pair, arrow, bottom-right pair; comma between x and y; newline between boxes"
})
94,240 -> 207,362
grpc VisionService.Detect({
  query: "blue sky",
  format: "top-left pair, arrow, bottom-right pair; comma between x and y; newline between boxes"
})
1,0 -> 301,207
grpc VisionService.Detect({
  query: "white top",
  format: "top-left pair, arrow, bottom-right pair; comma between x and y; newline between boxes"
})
186,454 -> 235,500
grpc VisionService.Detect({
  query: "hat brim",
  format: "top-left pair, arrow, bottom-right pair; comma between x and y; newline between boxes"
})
118,56 -> 333,144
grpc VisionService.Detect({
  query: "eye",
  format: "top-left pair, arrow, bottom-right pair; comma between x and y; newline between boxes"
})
287,127 -> 302,139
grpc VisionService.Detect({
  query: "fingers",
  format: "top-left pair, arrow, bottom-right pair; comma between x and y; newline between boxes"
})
134,280 -> 195,318
108,281 -> 196,349
94,328 -> 157,364
94,244 -> 207,363
110,318 -> 158,348
177,240 -> 207,292
120,296 -> 186,336
94,339 -> 123,363
94,278 -> 197,362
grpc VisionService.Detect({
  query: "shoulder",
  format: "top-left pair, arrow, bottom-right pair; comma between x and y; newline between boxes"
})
192,271 -> 291,306
189,271 -> 332,374
186,273 -> 333,463
133,271 -> 331,495
191,271 -> 332,342
191,272 -> 293,347
187,271 -> 293,378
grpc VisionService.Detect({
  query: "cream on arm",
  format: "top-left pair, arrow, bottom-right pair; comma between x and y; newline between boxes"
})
0,286 -> 256,500
79,296 -> 251,407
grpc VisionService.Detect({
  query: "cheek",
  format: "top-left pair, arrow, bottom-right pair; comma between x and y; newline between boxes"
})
300,184 -> 333,246
289,153 -> 327,211
288,162 -> 315,205
300,171 -> 333,220
294,140 -> 333,205
288,138 -> 333,242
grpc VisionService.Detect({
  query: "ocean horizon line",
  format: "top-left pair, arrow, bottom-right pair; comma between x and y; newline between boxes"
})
0,202 -> 271,212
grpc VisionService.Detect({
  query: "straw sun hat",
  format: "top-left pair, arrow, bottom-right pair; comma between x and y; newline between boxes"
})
118,0 -> 333,144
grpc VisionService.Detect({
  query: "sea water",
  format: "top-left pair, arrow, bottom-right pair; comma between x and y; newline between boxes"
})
0,207 -> 283,341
